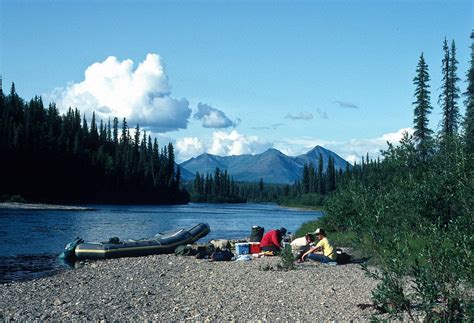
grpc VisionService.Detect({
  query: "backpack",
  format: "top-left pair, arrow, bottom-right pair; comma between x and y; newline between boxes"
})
210,239 -> 230,251
192,243 -> 215,259
210,250 -> 234,261
249,226 -> 264,242
107,237 -> 121,244
174,245 -> 196,256
336,249 -> 352,265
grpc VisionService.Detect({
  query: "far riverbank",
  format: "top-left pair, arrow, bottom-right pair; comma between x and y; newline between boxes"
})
0,202 -> 95,211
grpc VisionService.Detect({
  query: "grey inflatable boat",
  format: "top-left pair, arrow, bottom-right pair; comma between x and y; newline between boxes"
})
67,223 -> 210,260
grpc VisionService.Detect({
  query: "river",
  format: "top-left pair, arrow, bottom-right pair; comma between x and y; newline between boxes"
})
0,203 -> 322,283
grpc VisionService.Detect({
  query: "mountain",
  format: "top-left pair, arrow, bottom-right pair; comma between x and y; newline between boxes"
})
295,146 -> 349,171
179,146 -> 351,184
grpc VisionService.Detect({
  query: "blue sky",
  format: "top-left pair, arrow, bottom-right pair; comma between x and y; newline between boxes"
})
1,0 -> 472,162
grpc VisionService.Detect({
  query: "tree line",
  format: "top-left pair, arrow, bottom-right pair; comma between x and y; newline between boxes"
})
190,168 -> 245,203
299,155 -> 346,195
0,85 -> 189,204
187,154 -> 349,205
188,168 -> 288,203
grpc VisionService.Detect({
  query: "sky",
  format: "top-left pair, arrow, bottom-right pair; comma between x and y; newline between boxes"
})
1,0 -> 472,163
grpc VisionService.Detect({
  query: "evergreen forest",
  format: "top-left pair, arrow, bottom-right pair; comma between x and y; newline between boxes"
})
0,86 -> 189,204
187,154 -> 344,206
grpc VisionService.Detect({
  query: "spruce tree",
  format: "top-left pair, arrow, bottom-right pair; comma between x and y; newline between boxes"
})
82,114 -> 89,138
440,38 -> 452,137
327,156 -> 336,192
465,31 -> 474,155
133,124 -> 140,164
90,111 -> 98,148
308,162 -> 315,193
99,119 -> 105,144
213,167 -> 221,195
200,174 -> 205,194
106,118 -> 112,142
167,143 -> 175,187
412,53 -> 433,157
120,118 -> 128,144
8,82 -> 24,124
317,154 -> 324,194
449,40 -> 461,134
112,117 -> 118,145
440,38 -> 461,138
205,173 -> 211,195
302,164 -> 309,193
194,172 -> 201,193
175,166 -> 181,188
259,178 -> 264,193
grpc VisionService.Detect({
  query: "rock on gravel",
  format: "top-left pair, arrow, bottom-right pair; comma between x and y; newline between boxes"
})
0,254 -> 408,321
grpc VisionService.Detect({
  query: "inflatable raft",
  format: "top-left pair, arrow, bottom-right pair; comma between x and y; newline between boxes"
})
61,223 -> 210,260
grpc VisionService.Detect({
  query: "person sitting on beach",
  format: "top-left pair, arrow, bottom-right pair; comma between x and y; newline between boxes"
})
301,228 -> 336,263
260,227 -> 287,254
291,233 -> 315,260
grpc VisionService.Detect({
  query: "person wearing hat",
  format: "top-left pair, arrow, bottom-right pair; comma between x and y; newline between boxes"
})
260,227 -> 287,254
300,228 -> 336,263
291,233 -> 315,260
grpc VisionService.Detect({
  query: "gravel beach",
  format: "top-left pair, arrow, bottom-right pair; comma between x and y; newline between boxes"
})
0,202 -> 94,211
0,253 -> 416,321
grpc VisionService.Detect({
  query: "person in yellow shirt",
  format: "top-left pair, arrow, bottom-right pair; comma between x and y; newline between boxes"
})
301,228 -> 337,263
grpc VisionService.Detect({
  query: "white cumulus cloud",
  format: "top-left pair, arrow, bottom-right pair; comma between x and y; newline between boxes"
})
194,103 -> 240,128
209,130 -> 272,156
175,130 -> 272,161
50,53 -> 191,132
175,137 -> 205,162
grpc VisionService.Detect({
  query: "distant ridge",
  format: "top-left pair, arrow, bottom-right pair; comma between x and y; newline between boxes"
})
180,146 -> 351,184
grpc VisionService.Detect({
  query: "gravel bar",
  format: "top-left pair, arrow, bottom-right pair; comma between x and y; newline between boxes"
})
0,254 -> 418,321
0,202 -> 95,211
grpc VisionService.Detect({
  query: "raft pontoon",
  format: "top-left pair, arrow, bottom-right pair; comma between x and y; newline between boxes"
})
64,223 -> 210,260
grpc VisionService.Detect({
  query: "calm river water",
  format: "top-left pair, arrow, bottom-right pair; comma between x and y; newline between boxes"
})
0,203 -> 322,283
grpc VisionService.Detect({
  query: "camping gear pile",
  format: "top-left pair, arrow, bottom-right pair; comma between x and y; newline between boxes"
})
174,225 -> 294,262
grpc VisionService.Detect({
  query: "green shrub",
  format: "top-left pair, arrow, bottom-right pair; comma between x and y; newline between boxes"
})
277,245 -> 295,271
278,193 -> 327,209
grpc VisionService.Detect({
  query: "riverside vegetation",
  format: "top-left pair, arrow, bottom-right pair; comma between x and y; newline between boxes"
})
296,35 -> 474,321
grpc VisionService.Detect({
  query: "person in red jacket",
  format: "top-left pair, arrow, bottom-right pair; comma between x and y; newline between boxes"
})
260,227 -> 287,254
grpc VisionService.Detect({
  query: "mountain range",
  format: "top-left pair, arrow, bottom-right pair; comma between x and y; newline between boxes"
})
179,146 -> 351,184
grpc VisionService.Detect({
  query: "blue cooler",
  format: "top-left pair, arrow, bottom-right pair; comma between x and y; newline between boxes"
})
235,243 -> 250,255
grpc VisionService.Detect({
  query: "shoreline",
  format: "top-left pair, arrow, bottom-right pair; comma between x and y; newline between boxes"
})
277,203 -> 324,212
0,254 -> 421,321
0,202 -> 95,211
